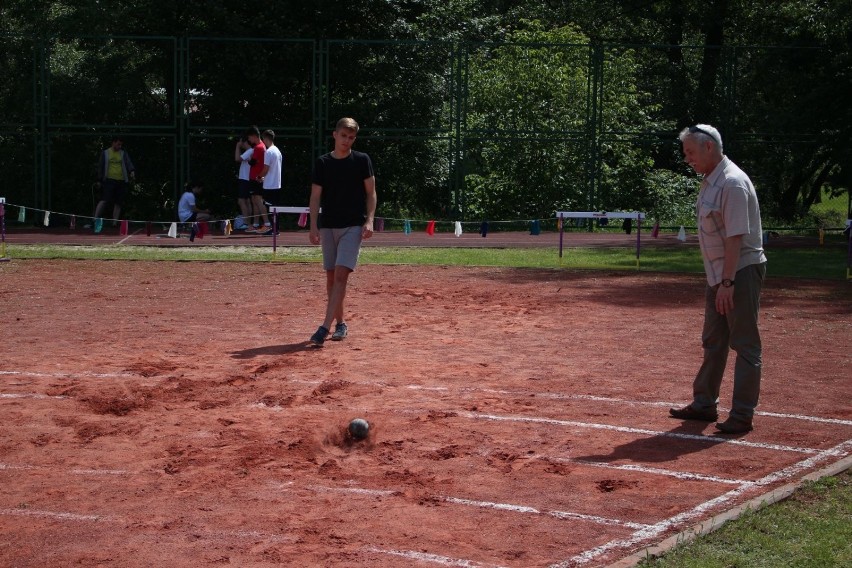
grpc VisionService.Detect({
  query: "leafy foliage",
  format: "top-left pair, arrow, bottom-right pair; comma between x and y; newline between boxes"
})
0,1 -> 848,224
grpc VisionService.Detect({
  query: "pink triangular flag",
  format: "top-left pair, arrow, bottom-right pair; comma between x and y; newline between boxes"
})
297,211 -> 308,227
69,215 -> 76,229
119,219 -> 129,235
651,220 -> 660,238
426,220 -> 435,236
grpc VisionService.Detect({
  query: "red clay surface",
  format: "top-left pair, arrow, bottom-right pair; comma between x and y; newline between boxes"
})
1,258 -> 850,567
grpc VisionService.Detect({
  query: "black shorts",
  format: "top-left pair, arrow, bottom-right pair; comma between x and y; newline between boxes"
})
181,212 -> 198,223
263,189 -> 281,206
237,179 -> 253,200
249,180 -> 264,196
101,178 -> 128,205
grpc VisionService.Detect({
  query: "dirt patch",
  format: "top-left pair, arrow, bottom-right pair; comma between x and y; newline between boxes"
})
0,260 -> 849,567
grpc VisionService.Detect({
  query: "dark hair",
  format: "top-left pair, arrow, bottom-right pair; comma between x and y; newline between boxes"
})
111,134 -> 123,142
184,180 -> 203,192
244,125 -> 260,138
261,129 -> 275,141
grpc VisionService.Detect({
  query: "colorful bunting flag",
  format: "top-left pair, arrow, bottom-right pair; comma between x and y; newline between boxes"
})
426,220 -> 435,235
94,218 -> 103,233
146,221 -> 152,236
69,215 -> 76,229
297,211 -> 308,227
167,222 -> 177,238
43,211 -> 50,226
197,221 -> 208,238
480,220 -> 488,237
454,221 -> 462,237
677,225 -> 686,242
375,217 -> 384,232
189,224 -> 197,242
651,220 -> 660,238
119,220 -> 129,235
18,207 -> 25,223
530,220 -> 541,235
403,220 -> 411,235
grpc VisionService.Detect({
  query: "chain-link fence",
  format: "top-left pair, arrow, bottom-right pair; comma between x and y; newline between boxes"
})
0,35 -> 834,226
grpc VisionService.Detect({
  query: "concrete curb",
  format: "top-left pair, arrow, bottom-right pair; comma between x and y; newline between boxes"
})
605,454 -> 852,567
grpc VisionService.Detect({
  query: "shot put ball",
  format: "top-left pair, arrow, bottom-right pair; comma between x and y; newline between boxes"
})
348,418 -> 370,440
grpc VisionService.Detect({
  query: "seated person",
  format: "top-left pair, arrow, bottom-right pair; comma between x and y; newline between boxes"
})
178,181 -> 213,223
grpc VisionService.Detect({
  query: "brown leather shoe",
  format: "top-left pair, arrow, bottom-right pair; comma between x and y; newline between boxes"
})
715,417 -> 753,434
669,405 -> 718,422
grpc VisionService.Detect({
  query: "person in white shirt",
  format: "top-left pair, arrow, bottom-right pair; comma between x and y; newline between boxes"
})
178,181 -> 212,223
257,129 -> 283,234
669,124 -> 767,435
234,137 -> 255,230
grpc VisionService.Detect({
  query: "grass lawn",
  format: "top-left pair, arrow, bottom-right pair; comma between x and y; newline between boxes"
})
637,470 -> 852,567
5,241 -> 850,280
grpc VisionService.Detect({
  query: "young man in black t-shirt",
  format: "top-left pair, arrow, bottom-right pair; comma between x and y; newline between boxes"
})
308,117 -> 377,345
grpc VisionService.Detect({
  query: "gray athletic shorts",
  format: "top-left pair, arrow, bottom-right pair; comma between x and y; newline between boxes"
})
320,226 -> 363,271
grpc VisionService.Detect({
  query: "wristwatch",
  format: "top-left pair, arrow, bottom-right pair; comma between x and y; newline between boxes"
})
721,279 -> 735,288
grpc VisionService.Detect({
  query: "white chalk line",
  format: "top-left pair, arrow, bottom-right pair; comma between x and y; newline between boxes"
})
366,547 -> 505,568
1,462 -> 130,475
0,393 -> 68,400
466,411 -> 819,455
0,507 -> 116,523
473,388 -> 852,427
288,377 -> 852,427
5,369 -> 850,427
548,457 -> 748,486
308,484 -> 648,530
552,438 -> 852,567
0,370 -> 137,379
443,497 -> 650,531
116,227 -> 145,245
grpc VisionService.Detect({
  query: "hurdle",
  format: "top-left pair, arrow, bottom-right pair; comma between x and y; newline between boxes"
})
267,206 -> 315,253
0,198 -> 8,262
556,211 -> 647,268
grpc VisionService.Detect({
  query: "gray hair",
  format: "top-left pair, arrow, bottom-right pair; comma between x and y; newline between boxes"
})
679,124 -> 723,152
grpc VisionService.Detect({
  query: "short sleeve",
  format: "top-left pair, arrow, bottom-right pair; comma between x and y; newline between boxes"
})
722,183 -> 751,237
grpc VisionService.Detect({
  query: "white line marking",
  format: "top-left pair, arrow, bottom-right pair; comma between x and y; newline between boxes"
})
0,507 -> 113,522
71,469 -> 130,476
0,463 -> 34,471
366,547 -> 506,568
553,439 -> 852,567
0,370 -> 137,379
443,497 -> 649,530
475,389 -> 852,427
5,369 -> 849,426
466,412 -> 819,454
116,227 -> 145,245
1,463 -> 130,476
0,393 -> 68,400
313,485 -> 397,497
553,458 -> 748,485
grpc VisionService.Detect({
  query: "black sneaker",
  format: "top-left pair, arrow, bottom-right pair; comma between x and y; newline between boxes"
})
310,326 -> 329,346
331,323 -> 348,341
669,405 -> 718,422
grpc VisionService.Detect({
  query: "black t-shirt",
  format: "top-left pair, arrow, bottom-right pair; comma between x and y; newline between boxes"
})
311,150 -> 374,228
